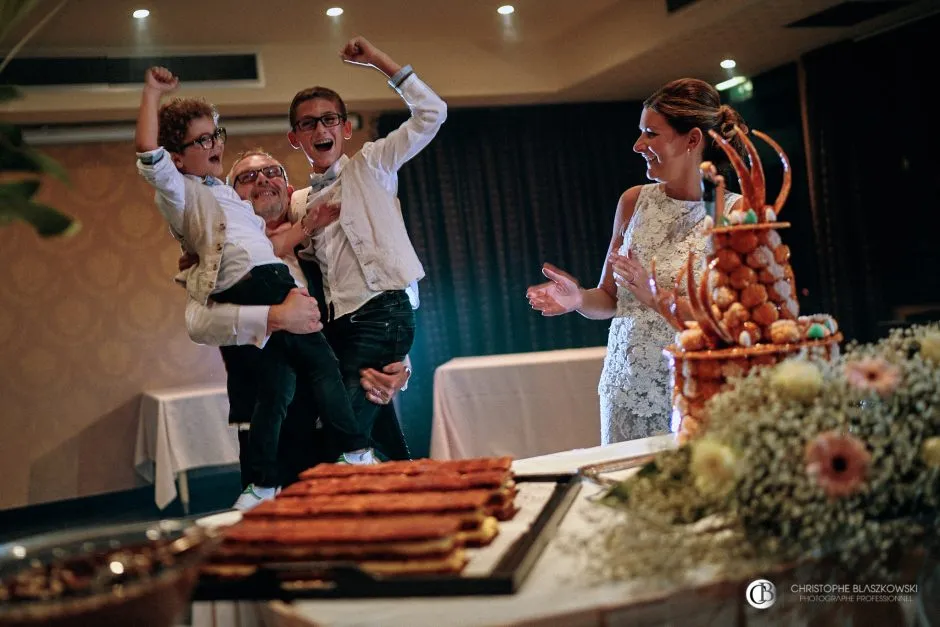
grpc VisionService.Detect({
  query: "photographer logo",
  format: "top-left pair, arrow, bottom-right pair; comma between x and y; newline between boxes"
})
746,579 -> 777,609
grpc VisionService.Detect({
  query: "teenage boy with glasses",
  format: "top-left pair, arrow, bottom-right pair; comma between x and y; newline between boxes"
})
135,67 -> 377,512
285,36 -> 446,455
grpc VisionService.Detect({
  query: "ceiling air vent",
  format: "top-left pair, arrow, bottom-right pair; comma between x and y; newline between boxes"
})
786,1 -> 912,27
0,53 -> 260,88
666,0 -> 703,13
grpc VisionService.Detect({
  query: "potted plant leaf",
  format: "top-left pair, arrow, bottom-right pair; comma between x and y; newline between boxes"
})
1,0 -> 78,237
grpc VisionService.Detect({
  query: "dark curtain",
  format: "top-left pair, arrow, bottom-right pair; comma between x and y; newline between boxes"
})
377,101 -> 646,456
799,12 -> 940,342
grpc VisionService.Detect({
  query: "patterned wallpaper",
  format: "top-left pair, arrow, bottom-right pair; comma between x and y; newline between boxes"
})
0,125 -> 373,510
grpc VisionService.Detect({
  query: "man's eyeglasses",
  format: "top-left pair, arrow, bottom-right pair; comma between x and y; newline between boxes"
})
180,127 -> 227,151
231,164 -> 286,186
293,113 -> 345,132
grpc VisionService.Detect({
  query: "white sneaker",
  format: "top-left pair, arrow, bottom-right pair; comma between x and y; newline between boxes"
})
232,484 -> 279,511
338,448 -> 379,465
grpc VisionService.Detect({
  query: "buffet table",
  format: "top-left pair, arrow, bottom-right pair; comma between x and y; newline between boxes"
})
430,347 -> 606,460
191,434 -> 931,626
192,435 -> 691,627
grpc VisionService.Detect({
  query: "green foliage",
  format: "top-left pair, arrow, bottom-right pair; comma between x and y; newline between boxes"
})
0,1 -> 80,237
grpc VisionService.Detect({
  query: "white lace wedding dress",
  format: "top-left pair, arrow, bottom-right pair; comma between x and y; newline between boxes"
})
598,183 -> 740,444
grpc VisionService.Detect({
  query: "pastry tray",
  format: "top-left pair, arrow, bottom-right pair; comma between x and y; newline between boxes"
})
191,473 -> 580,600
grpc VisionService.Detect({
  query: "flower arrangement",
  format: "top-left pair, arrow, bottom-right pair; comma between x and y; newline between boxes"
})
586,323 -> 940,583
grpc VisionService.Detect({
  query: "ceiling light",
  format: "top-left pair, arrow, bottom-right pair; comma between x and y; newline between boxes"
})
497,5 -> 515,15
326,7 -> 343,16
716,75 -> 748,91
726,79 -> 754,103
132,9 -> 149,19
720,59 -> 736,69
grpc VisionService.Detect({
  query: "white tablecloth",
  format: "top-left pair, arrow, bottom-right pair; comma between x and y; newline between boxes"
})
430,347 -> 607,460
133,384 -> 239,509
193,435 -> 688,627
192,435 -> 929,626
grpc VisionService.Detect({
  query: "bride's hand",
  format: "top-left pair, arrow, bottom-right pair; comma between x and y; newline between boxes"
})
526,263 -> 583,316
608,249 -> 654,308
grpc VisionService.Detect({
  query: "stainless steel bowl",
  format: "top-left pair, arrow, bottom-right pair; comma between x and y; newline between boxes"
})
0,519 -> 219,627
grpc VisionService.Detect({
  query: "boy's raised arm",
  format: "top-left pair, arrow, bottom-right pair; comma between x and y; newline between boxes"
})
341,36 -> 446,176
135,67 -> 189,233
135,67 -> 178,153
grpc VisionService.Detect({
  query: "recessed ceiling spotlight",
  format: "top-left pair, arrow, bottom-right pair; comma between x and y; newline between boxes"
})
720,58 -> 736,69
132,9 -> 150,19
497,5 -> 515,15
326,7 -> 343,16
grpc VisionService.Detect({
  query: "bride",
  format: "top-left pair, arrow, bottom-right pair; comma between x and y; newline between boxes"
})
526,78 -> 747,444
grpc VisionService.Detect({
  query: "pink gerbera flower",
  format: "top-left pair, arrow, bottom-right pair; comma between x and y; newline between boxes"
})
844,357 -> 901,398
805,431 -> 871,499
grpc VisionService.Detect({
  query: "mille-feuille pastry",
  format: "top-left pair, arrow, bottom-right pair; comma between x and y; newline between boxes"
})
279,470 -> 518,521
203,515 -> 467,579
298,456 -> 513,479
244,490 -> 499,547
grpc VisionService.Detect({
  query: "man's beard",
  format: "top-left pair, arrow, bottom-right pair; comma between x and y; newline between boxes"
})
253,198 -> 286,224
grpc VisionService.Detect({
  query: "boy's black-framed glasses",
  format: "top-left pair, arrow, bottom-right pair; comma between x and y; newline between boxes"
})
293,113 -> 346,132
231,165 -> 286,186
180,127 -> 227,150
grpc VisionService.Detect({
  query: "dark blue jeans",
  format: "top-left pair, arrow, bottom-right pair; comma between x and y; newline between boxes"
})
215,264 -> 364,486
324,290 -> 415,447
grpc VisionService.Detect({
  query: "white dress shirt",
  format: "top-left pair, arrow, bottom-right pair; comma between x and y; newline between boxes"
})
305,156 -> 374,318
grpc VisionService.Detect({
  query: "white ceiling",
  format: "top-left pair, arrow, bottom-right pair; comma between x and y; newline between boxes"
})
1,0 -> 936,123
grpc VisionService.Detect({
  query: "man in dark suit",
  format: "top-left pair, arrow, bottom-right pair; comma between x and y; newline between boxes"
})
184,149 -> 412,488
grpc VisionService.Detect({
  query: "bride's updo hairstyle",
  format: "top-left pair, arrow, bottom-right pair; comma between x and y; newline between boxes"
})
643,78 -> 749,165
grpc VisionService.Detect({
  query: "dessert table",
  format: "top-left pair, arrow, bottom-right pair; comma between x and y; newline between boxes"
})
133,384 -> 239,512
191,434 -> 934,626
192,435 -> 940,627
192,435 -> 702,627
430,347 -> 606,460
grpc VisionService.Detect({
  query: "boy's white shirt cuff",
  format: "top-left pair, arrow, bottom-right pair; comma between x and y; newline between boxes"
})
136,147 -> 166,165
387,64 -> 414,90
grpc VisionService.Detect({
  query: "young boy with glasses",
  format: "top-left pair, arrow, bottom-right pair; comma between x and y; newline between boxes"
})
285,36 -> 446,463
134,66 -> 373,512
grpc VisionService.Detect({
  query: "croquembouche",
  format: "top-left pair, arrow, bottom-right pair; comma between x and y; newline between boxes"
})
653,127 -> 842,441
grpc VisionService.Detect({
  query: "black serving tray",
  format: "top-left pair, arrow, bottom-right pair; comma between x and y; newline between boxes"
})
191,473 -> 580,600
